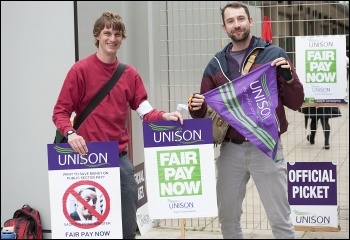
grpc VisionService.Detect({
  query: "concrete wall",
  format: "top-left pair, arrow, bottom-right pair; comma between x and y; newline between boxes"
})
1,1 -> 75,238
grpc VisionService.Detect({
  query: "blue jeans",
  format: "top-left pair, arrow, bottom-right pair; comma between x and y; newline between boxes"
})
120,155 -> 138,239
216,139 -> 295,239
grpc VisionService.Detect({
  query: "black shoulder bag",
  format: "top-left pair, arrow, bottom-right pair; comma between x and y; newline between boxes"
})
54,63 -> 127,143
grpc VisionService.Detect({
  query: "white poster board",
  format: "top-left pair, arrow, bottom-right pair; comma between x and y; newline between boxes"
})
295,35 -> 348,104
143,118 -> 218,219
47,141 -> 123,239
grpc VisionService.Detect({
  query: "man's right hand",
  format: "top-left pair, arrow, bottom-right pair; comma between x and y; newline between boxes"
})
68,133 -> 88,156
188,93 -> 205,111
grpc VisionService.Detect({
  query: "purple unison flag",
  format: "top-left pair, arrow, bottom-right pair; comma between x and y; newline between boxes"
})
203,62 -> 279,160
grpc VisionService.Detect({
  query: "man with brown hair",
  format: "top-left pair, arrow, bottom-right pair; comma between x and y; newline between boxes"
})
188,2 -> 304,238
53,12 -> 183,238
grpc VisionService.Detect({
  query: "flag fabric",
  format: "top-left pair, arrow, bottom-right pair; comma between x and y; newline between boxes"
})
262,16 -> 272,43
203,62 -> 279,160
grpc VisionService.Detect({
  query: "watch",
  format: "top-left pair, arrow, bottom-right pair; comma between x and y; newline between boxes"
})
65,130 -> 76,138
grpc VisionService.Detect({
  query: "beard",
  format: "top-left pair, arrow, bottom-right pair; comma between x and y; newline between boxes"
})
228,28 -> 250,43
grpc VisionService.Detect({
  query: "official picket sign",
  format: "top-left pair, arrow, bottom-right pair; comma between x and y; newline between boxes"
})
134,162 -> 153,235
47,141 -> 123,239
287,162 -> 338,230
143,118 -> 217,219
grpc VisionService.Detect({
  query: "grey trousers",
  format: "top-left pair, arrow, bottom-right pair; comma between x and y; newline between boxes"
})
216,140 -> 295,239
120,155 -> 138,239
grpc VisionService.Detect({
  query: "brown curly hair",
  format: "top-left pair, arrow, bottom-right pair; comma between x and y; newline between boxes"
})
93,12 -> 127,48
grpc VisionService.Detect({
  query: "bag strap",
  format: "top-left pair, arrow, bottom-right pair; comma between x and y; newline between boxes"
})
242,49 -> 259,75
73,63 -> 126,130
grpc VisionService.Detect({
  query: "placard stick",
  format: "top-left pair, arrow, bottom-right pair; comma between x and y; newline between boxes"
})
180,218 -> 185,239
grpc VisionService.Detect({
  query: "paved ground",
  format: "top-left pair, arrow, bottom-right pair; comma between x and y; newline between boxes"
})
136,227 -> 349,239
137,105 -> 349,239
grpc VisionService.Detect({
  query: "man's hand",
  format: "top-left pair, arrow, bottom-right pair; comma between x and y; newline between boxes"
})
162,111 -> 183,124
271,57 -> 293,81
67,133 -> 88,156
188,93 -> 205,111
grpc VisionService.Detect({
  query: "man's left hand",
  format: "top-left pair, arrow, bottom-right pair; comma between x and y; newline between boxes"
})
271,57 -> 293,81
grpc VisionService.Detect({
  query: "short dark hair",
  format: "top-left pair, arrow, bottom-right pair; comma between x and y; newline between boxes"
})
220,2 -> 251,25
